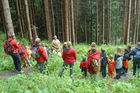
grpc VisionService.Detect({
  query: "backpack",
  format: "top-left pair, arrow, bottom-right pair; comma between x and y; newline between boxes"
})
135,51 -> 140,61
19,46 -> 25,55
91,59 -> 100,72
32,45 -> 41,59
4,39 -> 13,55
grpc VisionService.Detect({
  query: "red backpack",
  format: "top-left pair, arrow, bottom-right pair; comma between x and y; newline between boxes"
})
4,39 -> 13,55
18,45 -> 26,55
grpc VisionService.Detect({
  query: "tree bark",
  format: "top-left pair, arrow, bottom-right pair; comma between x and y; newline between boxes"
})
51,0 -> 56,36
123,0 -> 127,44
102,0 -> 105,44
44,0 -> 52,42
124,0 -> 131,44
64,0 -> 69,42
15,0 -> 24,38
1,0 -> 15,37
96,0 -> 99,45
24,0 -> 33,44
107,0 -> 111,44
70,0 -> 75,44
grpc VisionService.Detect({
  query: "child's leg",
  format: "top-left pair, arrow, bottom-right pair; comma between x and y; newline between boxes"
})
25,56 -> 32,67
39,63 -> 44,73
69,63 -> 74,76
58,62 -> 68,77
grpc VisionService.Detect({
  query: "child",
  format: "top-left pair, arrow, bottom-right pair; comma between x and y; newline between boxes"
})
108,55 -> 116,78
80,55 -> 87,78
114,47 -> 123,79
100,48 -> 108,78
18,44 -> 32,67
35,38 -> 48,73
122,49 -> 129,76
45,44 -> 50,56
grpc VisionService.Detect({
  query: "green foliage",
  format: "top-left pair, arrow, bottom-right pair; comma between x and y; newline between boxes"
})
0,32 -> 139,93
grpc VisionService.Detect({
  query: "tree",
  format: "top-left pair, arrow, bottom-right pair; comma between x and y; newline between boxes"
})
64,0 -> 69,42
107,0 -> 111,44
24,0 -> 33,44
102,0 -> 105,44
123,0 -> 127,44
44,0 -> 52,42
15,0 -> 23,38
124,0 -> 131,44
70,0 -> 75,44
1,0 -> 15,37
96,0 -> 99,45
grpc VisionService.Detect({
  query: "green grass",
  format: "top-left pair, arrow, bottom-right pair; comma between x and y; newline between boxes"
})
0,31 -> 140,93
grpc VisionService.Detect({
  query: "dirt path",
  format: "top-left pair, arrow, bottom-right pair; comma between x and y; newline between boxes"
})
0,68 -> 33,80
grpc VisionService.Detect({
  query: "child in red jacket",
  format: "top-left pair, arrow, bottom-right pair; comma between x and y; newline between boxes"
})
80,55 -> 87,78
35,38 -> 48,73
108,55 -> 116,78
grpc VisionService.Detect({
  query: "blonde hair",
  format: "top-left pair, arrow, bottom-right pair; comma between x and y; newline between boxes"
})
137,42 -> 140,46
67,41 -> 72,48
35,38 -> 41,44
42,43 -> 45,47
63,42 -> 67,49
91,42 -> 96,48
116,47 -> 123,56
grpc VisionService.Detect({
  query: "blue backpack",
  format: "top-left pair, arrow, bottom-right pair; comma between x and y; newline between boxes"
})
135,51 -> 140,61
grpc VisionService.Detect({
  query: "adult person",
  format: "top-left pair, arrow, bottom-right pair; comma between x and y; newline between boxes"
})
51,36 -> 61,52
6,34 -> 23,73
127,42 -> 140,76
58,41 -> 77,77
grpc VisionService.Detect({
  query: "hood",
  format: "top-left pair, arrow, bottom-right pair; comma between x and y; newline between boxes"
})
136,46 -> 140,51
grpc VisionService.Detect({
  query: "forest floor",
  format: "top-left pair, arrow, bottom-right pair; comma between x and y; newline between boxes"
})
0,67 -> 133,82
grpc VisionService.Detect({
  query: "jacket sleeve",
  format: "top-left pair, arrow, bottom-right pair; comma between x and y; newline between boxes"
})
73,49 -> 77,61
62,51 -> 65,61
41,47 -> 48,62
128,49 -> 137,56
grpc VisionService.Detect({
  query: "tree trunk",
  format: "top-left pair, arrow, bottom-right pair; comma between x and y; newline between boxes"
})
24,0 -> 33,44
85,16 -> 87,43
70,0 -> 75,44
102,0 -> 105,44
75,0 -> 79,43
123,0 -> 127,44
15,0 -> 24,38
1,0 -> 15,37
51,0 -> 56,36
107,0 -> 111,44
96,0 -> 99,45
124,0 -> 131,44
64,0 -> 69,42
44,0 -> 52,42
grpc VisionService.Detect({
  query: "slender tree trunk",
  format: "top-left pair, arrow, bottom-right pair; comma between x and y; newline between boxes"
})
24,0 -> 32,44
70,0 -> 75,44
75,0 -> 79,43
85,16 -> 87,43
64,0 -> 69,42
1,0 -> 15,37
96,0 -> 99,45
124,0 -> 131,44
102,0 -> 105,44
123,0 -> 127,44
51,0 -> 56,36
107,0 -> 111,44
15,0 -> 24,38
136,0 -> 140,43
44,0 -> 52,42
90,0 -> 93,43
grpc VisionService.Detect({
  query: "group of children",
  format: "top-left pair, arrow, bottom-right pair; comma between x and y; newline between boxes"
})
80,45 -> 131,79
